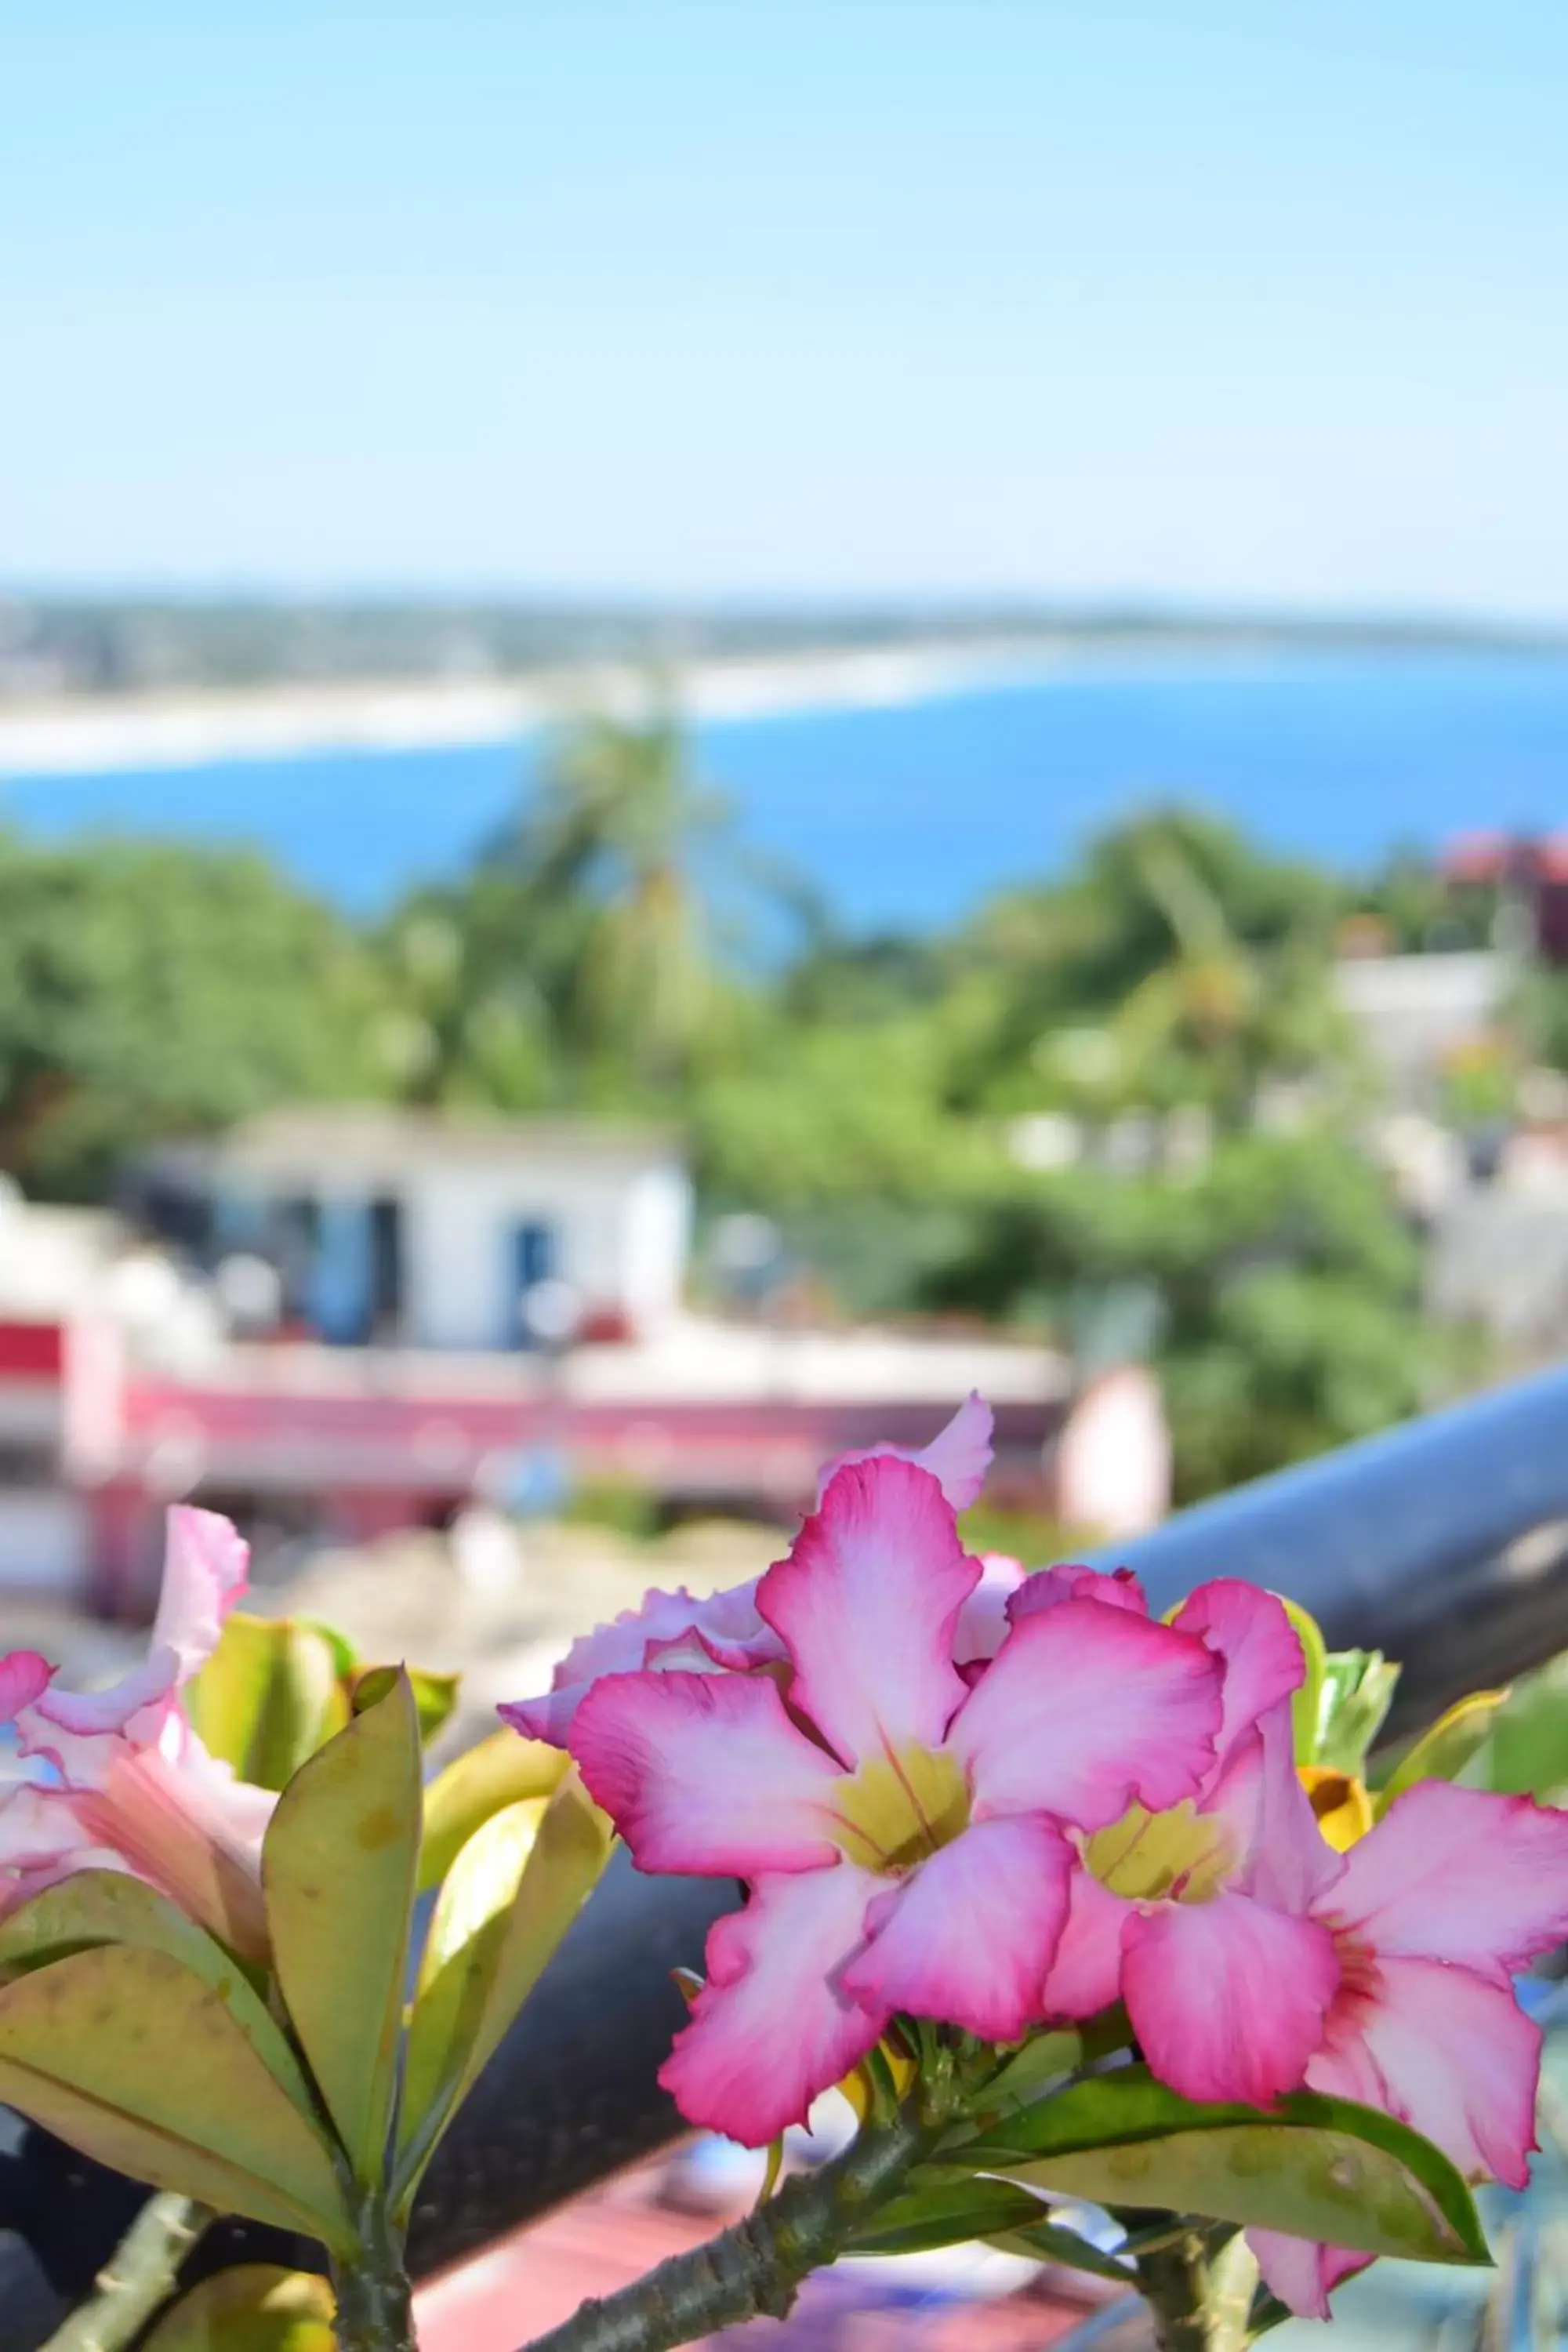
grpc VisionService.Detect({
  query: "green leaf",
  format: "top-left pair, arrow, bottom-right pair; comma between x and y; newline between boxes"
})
978,2030 -> 1087,2111
419,1725 -> 571,1893
1483,1653 -> 1568,1802
1279,1597 -> 1327,1766
353,1663 -> 462,1747
294,1616 -> 361,1681
0,1946 -> 350,2249
850,2175 -> 1059,2256
1374,1689 -> 1510,1813
186,1617 -> 350,1791
950,2068 -> 1488,2268
989,2217 -> 1140,2285
394,1775 -> 612,2205
1316,1650 -> 1401,1773
142,2266 -> 336,2352
0,1871 -> 314,2113
263,1668 -> 423,2183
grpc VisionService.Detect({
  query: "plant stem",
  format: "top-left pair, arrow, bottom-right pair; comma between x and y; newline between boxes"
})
40,2194 -> 212,2352
1138,2234 -> 1215,2352
1136,2230 -> 1258,2352
514,2096 -> 949,2352
331,2187 -> 418,2352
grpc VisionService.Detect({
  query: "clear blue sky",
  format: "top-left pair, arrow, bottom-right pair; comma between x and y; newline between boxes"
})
4,2 -> 1566,617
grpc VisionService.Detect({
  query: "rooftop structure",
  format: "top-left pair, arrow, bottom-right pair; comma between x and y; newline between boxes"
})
130,1107 -> 691,1351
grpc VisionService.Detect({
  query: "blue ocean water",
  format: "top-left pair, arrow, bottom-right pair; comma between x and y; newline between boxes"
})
4,653 -> 1568,927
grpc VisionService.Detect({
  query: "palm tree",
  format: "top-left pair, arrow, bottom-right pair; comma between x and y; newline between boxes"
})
390,691 -> 735,1106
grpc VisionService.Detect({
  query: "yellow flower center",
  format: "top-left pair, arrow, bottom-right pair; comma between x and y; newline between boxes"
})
1298,1765 -> 1374,1852
1083,1799 -> 1235,1904
825,1744 -> 970,1874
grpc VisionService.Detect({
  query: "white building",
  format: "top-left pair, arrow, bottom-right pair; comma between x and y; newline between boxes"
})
1332,950 -> 1510,1099
132,1109 -> 692,1352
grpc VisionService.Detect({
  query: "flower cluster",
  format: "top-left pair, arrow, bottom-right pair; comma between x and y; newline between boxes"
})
1,1506 -> 273,1957
503,1397 -> 1568,2321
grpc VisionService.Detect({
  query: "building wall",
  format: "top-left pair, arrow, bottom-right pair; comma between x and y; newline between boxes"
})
401,1154 -> 691,1349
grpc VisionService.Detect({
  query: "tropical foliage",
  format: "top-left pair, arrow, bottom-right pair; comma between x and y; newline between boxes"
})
0,716 -> 1509,1493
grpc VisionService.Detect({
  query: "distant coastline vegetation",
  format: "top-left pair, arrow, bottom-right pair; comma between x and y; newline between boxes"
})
1,592 -> 1565,699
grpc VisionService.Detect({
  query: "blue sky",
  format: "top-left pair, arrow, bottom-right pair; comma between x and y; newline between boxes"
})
3,2 -> 1566,615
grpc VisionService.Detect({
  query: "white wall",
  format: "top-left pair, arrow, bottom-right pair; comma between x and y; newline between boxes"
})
400,1153 -> 691,1349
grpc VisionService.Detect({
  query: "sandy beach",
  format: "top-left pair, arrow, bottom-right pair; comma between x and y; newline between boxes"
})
0,638 -> 1065,777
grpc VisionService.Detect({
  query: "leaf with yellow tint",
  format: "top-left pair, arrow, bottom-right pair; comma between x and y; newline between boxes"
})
0,1946 -> 350,2250
143,2266 -> 336,2352
419,1726 -> 571,1893
263,1669 -> 423,2183
394,1773 -> 612,2206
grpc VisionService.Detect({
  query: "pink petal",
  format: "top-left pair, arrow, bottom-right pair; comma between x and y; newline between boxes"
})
1122,1891 -> 1339,2107
568,1669 -> 845,1875
72,1732 -> 273,1962
1248,2232 -> 1369,2320
1040,1866 -> 1131,2019
151,1506 -> 250,1683
660,1865 -> 887,2144
0,1780 -> 83,1871
1207,1708 -> 1344,1913
949,1599 -> 1221,1832
1171,1581 -> 1305,1763
0,1652 -> 52,1724
20,1507 -> 250,1760
1006,1565 -> 1150,1624
840,1816 -> 1073,2042
758,1457 -> 978,1769
25,1656 -> 176,1751
824,1391 -> 996,1512
1327,1955 -> 1543,2190
1327,1781 -> 1568,1984
953,1555 -> 1025,1668
503,1578 -> 782,1749
499,1686 -> 590,1747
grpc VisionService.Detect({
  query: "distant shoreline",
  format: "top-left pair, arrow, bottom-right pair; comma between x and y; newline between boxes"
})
0,641 -> 1066,776
0,629 -> 1564,778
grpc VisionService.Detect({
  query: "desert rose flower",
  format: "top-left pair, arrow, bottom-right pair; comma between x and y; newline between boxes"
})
1,1506 -> 274,1959
1248,1778 -> 1568,2317
563,1454 -> 1223,2145
503,1392 -> 996,1748
1041,1576 -> 1345,2108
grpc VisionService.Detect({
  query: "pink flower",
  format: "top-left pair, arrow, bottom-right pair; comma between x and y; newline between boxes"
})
1249,1779 -> 1568,2318
503,1393 -> 996,1748
1,1507 -> 274,1959
1042,1577 -> 1344,2110
564,1454 -> 1223,2146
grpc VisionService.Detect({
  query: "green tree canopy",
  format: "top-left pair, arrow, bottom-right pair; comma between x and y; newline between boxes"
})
0,832 -> 390,1199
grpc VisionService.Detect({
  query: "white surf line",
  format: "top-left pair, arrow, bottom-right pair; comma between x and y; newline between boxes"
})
0,641 -> 1067,778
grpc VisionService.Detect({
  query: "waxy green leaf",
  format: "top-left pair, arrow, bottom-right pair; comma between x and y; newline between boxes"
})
950,2067 -> 1488,2268
979,2029 -> 1086,2111
142,2265 -> 336,2352
850,2175 -> 1059,2256
0,1871 -> 313,2111
1374,1688 -> 1510,1813
0,1945 -> 350,2249
263,1669 -> 423,2183
1316,1650 -> 1400,1774
418,1724 -> 571,1893
187,1617 -> 350,1791
990,2217 -> 1144,2285
352,1663 -> 461,1747
1279,1597 -> 1327,1766
395,1775 -> 612,2205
